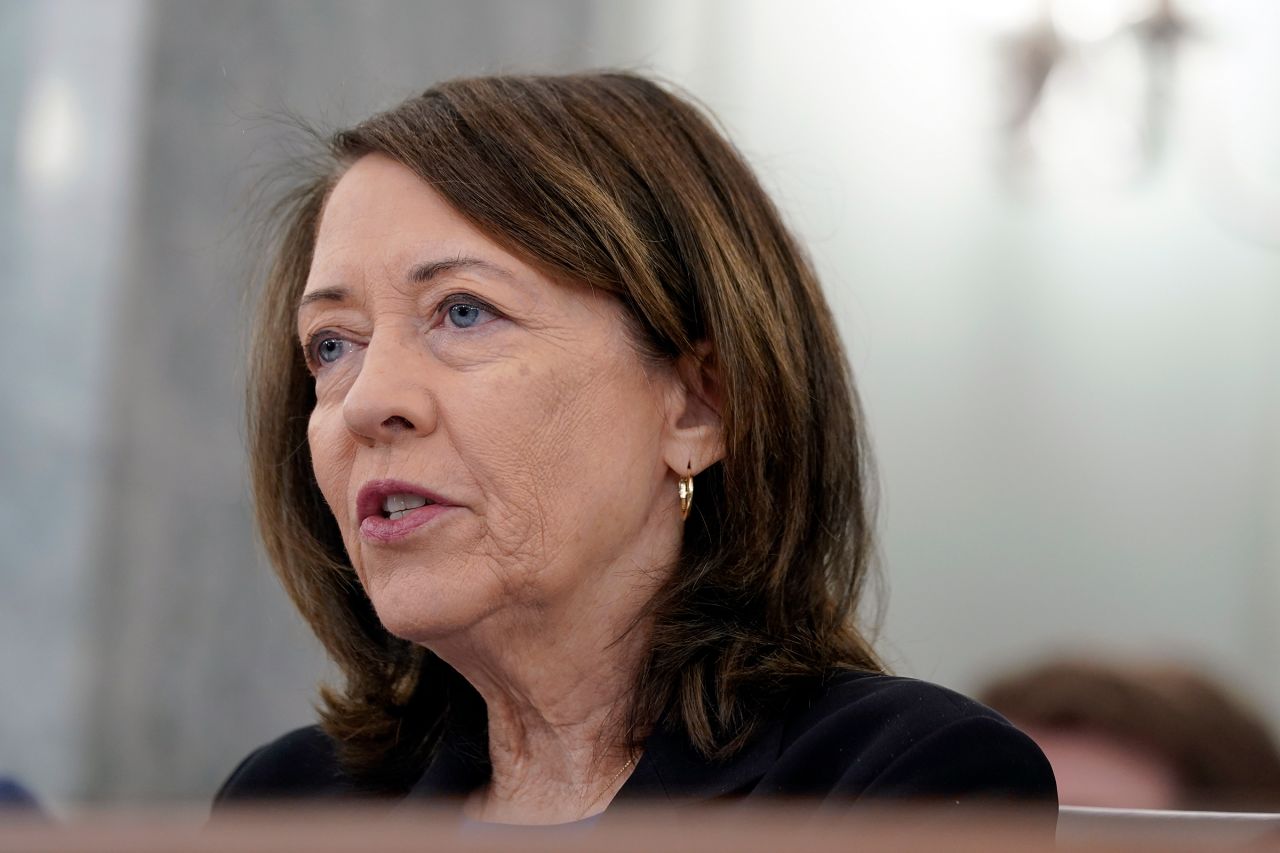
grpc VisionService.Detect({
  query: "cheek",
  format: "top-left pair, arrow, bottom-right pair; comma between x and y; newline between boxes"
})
307,402 -> 355,531
456,350 -> 665,565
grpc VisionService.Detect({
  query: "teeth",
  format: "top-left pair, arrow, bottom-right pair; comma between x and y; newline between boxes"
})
388,508 -> 416,520
381,491 -> 432,512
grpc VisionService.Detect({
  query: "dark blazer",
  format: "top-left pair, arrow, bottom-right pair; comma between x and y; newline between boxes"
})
215,671 -> 1056,818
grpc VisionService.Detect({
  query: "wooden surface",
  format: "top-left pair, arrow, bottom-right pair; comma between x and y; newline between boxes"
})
4,805 -> 1280,852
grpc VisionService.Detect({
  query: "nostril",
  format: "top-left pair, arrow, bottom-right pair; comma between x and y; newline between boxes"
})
381,415 -> 414,431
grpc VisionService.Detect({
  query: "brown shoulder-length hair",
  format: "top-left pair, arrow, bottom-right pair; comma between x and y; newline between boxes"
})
248,71 -> 883,793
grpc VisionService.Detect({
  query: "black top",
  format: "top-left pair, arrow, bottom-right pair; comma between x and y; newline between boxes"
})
214,671 -> 1056,819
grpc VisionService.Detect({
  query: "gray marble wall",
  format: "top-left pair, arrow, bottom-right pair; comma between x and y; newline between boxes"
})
2,0 -> 153,809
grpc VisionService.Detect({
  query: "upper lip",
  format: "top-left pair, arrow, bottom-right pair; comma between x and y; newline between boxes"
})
356,479 -> 453,523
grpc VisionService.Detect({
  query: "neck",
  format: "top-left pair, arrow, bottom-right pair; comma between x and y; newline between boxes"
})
430,561 -> 659,824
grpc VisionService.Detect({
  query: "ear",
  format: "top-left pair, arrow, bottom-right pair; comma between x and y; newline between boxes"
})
661,341 -> 725,476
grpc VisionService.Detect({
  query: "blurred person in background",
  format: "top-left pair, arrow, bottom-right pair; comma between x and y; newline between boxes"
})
214,72 -> 1056,826
981,658 -> 1280,812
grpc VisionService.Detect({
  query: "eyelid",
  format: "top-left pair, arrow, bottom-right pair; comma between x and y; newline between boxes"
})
435,292 -> 502,325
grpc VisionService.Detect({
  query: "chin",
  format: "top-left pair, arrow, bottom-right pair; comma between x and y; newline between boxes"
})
362,565 -> 500,645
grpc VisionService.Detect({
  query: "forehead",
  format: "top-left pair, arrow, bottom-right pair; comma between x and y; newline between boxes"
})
308,153 -> 512,284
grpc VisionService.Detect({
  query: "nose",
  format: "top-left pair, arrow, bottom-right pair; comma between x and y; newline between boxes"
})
342,330 -> 437,445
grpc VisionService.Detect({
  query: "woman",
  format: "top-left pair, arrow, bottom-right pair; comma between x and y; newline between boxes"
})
216,72 -> 1055,825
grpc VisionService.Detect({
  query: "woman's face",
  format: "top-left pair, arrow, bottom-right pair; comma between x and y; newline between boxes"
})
299,154 -> 686,646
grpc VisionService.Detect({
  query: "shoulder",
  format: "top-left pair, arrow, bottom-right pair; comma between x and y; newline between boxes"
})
769,670 -> 1057,804
788,669 -> 1016,742
213,725 -> 357,808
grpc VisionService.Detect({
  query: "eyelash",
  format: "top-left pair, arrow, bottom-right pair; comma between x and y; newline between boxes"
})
302,293 -> 500,371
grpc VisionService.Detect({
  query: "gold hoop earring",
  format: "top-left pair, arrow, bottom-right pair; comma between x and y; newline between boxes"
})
678,461 -> 694,522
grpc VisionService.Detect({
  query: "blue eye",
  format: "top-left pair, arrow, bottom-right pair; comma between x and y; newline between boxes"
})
308,335 -> 350,367
446,300 -> 492,329
317,338 -> 345,363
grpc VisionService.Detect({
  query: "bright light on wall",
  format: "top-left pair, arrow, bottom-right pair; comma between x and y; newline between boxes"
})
1051,0 -> 1156,42
17,75 -> 84,194
970,0 -> 1043,32
969,0 -> 1159,38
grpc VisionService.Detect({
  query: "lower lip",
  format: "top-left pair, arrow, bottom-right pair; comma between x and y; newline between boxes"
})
359,504 -> 456,543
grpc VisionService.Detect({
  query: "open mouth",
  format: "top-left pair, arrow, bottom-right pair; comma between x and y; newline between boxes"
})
356,480 -> 453,535
381,493 -> 437,520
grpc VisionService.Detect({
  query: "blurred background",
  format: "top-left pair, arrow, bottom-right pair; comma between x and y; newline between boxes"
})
1,0 -> 1278,812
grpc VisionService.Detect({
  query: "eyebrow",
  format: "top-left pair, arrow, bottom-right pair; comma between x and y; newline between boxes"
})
296,256 -> 515,316
408,256 -> 514,284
